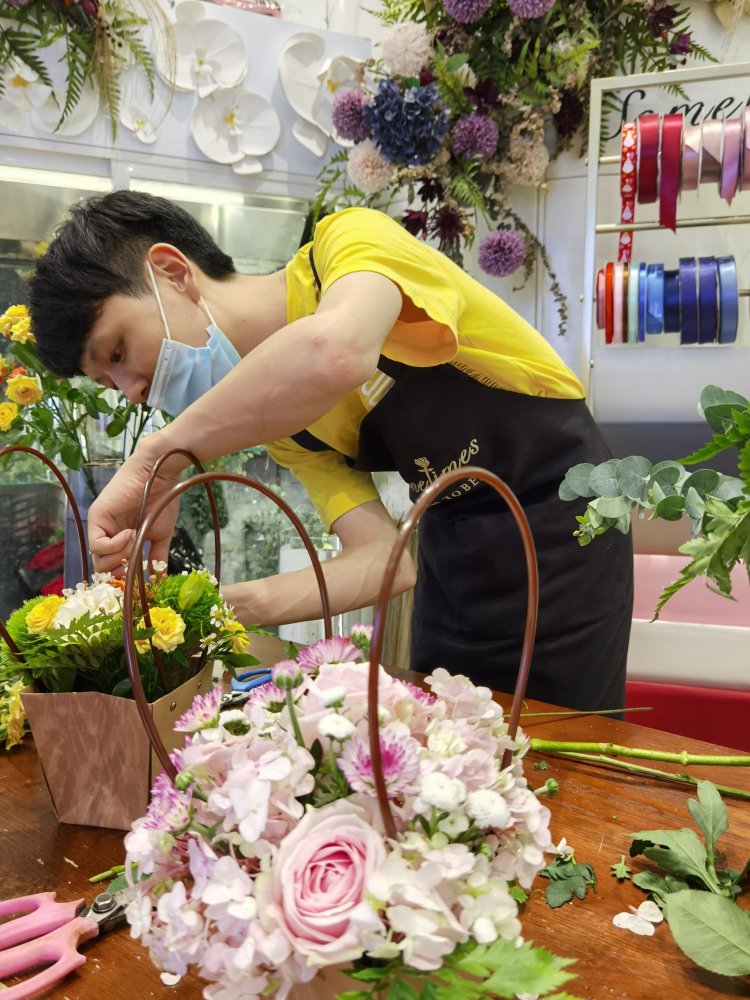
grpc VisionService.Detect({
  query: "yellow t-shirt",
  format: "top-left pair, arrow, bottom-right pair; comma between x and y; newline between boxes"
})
268,207 -> 583,530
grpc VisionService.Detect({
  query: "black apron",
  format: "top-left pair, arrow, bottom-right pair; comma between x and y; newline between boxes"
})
303,251 -> 633,712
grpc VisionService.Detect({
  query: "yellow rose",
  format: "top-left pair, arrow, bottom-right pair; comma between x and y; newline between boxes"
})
0,401 -> 18,432
10,316 -> 34,344
0,304 -> 28,337
26,595 -> 66,634
6,375 -> 42,406
223,617 -> 250,654
136,606 -> 186,653
0,357 -> 9,378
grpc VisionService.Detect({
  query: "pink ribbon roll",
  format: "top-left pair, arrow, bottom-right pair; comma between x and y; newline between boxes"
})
721,117 -> 742,205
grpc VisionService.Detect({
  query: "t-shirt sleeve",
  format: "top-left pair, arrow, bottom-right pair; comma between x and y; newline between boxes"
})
313,207 -> 465,366
266,436 -> 381,531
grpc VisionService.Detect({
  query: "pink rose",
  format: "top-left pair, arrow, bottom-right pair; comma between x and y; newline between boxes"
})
264,799 -> 386,967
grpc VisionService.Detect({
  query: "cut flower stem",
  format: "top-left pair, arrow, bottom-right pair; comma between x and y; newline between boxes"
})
530,748 -> 750,801
529,740 -> 750,767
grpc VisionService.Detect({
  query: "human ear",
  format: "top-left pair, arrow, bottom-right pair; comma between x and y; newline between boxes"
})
146,244 -> 202,303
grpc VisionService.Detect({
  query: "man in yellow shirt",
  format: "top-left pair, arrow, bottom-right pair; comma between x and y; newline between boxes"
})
28,192 -> 632,711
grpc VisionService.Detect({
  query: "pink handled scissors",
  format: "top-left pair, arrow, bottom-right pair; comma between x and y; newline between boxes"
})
0,887 -> 133,999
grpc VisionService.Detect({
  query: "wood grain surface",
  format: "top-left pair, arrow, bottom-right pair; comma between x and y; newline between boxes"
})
2,692 -> 749,999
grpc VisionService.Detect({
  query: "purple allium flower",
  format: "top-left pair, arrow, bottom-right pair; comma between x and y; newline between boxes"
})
174,684 -> 223,732
507,0 -> 555,18
296,636 -> 360,671
478,228 -> 526,278
271,659 -> 304,691
402,208 -> 429,237
331,88 -> 370,142
362,78 -> 449,166
451,112 -> 498,160
443,0 -> 492,24
339,730 -> 420,798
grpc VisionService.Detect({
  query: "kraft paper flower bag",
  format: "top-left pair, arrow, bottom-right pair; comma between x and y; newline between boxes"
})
0,446 -> 261,830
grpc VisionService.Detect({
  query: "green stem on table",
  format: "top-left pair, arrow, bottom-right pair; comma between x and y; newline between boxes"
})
89,864 -> 126,884
541,750 -> 750,801
529,740 -> 750,767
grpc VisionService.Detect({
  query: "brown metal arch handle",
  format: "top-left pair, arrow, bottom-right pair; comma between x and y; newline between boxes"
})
368,466 -> 539,840
131,449 -> 224,693
122,470 -> 333,778
0,445 -> 88,662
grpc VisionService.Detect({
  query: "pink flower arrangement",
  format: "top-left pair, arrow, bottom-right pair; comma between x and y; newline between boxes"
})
123,630 -> 573,998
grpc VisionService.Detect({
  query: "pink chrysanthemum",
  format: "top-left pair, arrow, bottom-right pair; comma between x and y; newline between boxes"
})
174,685 -> 223,732
443,0 -> 491,23
331,88 -> 370,142
143,771 -> 191,831
451,112 -> 498,160
399,680 -> 437,705
478,228 -> 526,278
507,0 -> 556,18
381,22 -> 433,77
297,636 -> 361,671
346,139 -> 393,196
339,728 -> 420,798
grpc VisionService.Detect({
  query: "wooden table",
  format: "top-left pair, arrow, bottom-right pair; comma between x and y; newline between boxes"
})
2,697 -> 749,999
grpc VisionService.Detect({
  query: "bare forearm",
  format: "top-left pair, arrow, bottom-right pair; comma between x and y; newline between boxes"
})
221,541 -> 416,628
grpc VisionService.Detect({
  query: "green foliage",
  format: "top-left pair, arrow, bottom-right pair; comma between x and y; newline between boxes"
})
628,781 -> 750,977
336,935 -> 579,999
0,0 -> 155,136
611,855 -> 631,881
560,386 -> 750,616
539,855 -> 596,908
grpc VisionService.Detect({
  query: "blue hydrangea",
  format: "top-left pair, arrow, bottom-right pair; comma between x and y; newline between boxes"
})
362,78 -> 449,166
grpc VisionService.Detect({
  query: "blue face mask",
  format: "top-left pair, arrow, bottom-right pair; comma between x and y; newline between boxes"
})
145,262 -> 241,417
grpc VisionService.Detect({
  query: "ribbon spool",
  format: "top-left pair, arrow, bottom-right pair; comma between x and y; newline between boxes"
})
122,458 -> 539,843
123,458 -> 333,778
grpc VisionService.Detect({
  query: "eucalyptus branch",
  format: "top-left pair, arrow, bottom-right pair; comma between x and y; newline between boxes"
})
530,740 -> 750,767
539,750 -> 750,801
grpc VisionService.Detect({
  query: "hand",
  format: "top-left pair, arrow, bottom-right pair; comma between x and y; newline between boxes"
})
87,443 -> 183,576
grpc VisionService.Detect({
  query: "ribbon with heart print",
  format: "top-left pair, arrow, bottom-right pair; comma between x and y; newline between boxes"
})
617,120 -> 637,263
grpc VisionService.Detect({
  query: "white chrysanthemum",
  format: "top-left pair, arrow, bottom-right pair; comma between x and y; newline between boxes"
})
319,685 -> 347,707
381,22 -> 433,77
318,713 -> 356,741
419,773 -> 466,812
466,789 -> 512,829
347,139 -> 393,196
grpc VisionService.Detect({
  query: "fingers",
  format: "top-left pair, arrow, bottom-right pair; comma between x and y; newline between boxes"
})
88,528 -> 135,576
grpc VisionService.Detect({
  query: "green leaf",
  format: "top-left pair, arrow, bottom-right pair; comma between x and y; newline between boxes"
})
60,441 -> 84,470
590,495 -> 631,518
632,870 -> 689,906
686,781 -> 728,862
539,859 -> 596,907
682,469 -> 720,499
647,461 -> 684,491
629,828 -> 716,890
178,573 -> 205,612
588,460 -> 621,498
654,494 -> 685,520
615,455 -> 652,502
611,855 -> 631,880
665,890 -> 750,976
560,463 -> 595,498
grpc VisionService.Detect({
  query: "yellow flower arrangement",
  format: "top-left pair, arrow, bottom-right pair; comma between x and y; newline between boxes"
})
0,303 -> 156,482
223,616 -> 252,654
0,679 -> 27,750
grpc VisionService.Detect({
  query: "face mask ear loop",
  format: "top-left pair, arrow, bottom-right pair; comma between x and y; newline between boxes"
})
146,260 -> 173,342
200,297 -> 218,329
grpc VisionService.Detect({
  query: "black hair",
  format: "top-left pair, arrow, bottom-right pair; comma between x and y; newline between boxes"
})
27,190 -> 237,377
